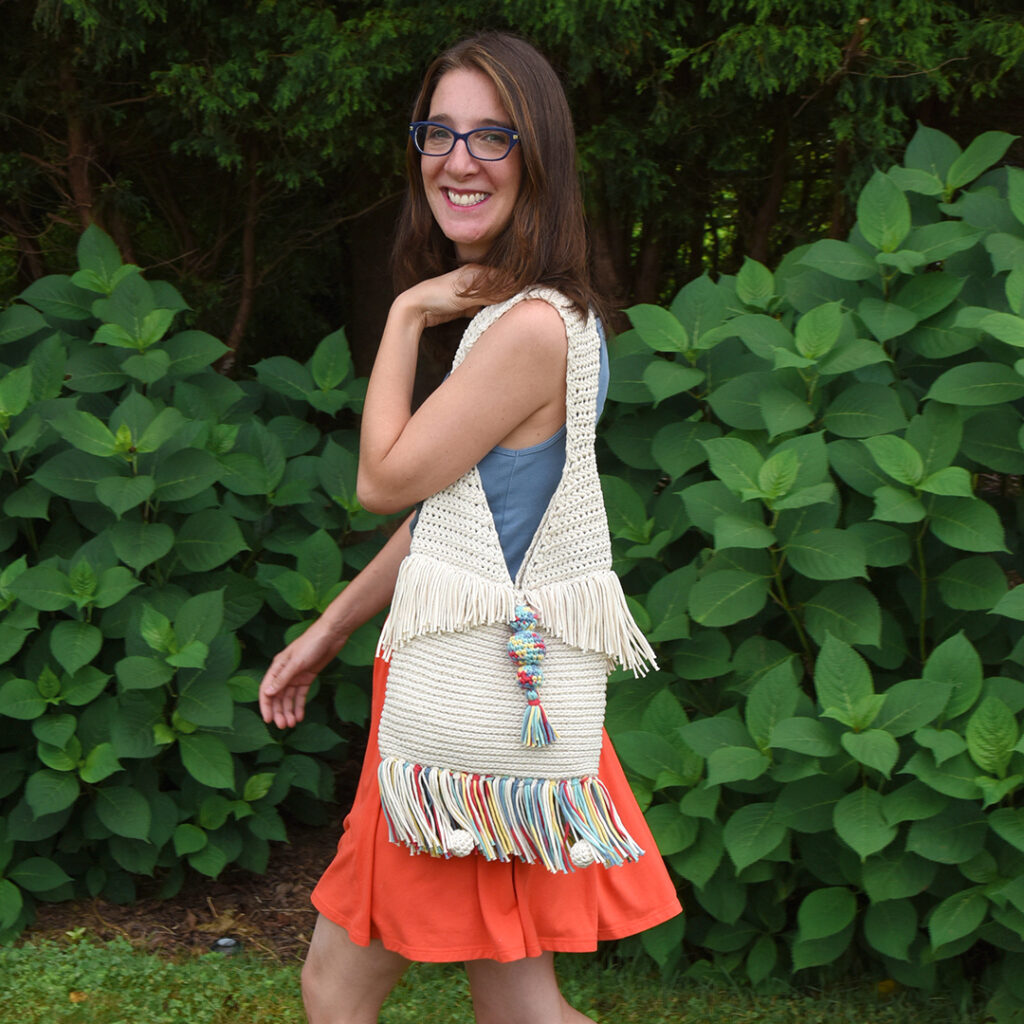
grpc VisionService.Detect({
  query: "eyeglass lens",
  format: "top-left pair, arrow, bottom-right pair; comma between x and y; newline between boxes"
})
414,124 -> 513,160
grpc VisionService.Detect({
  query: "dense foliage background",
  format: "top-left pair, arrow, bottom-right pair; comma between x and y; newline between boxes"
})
2,1 -> 1024,369
2,1 -> 1024,1020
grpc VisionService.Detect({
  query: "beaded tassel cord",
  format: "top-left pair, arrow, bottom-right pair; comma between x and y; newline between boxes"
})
507,604 -> 559,747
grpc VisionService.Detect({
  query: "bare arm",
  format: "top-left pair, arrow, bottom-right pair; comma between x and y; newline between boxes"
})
356,271 -> 568,514
258,515 -> 414,728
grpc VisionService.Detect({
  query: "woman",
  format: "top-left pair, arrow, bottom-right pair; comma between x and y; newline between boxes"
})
259,32 -> 681,1024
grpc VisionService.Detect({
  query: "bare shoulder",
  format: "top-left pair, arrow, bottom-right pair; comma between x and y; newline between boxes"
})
472,297 -> 568,367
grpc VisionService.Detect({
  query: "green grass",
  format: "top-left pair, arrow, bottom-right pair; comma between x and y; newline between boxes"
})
0,936 -> 986,1024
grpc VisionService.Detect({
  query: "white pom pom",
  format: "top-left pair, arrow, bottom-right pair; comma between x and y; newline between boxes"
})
570,839 -> 596,868
448,829 -> 475,857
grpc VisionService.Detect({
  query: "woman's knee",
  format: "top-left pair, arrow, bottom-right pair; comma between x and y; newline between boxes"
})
300,915 -> 407,1024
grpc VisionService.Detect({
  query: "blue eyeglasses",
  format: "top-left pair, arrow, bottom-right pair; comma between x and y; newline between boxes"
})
409,121 -> 521,161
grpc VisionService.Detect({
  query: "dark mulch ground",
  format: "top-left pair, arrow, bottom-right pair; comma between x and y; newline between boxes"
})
22,753 -> 365,963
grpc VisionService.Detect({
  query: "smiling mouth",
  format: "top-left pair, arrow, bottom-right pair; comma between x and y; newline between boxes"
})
444,188 -> 489,208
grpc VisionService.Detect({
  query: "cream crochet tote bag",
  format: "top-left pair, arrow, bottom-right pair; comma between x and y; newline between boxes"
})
376,288 -> 656,873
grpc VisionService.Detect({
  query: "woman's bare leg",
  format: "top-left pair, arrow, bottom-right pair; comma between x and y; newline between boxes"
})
464,953 -> 593,1024
302,914 -> 409,1024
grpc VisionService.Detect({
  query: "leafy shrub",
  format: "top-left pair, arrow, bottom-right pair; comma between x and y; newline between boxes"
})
600,125 -> 1024,1016
0,226 -> 388,938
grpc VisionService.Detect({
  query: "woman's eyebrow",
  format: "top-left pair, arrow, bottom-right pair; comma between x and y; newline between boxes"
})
426,112 -> 515,129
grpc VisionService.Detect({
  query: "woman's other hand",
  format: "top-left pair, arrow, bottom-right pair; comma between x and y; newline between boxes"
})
258,618 -> 348,729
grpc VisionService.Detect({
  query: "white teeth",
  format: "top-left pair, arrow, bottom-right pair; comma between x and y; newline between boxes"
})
446,190 -> 487,207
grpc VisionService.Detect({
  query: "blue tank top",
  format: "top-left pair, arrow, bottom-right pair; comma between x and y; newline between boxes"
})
410,324 -> 609,579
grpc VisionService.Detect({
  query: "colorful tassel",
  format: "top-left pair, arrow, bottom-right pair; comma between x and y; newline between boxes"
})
507,604 -> 559,747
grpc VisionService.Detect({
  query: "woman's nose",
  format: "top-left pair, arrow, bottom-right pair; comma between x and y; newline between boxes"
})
445,138 -> 479,174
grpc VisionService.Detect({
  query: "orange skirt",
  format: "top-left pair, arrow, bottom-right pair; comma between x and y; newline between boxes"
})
311,655 -> 683,963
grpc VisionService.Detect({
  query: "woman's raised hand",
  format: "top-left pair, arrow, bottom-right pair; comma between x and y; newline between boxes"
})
396,264 -> 489,329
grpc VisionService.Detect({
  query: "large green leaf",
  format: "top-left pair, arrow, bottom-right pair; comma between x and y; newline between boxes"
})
706,746 -> 770,786
841,729 -> 899,778
993,587 -> 1024,622
50,621 -> 102,677
799,239 -> 877,281
96,786 -> 151,841
797,886 -> 857,942
745,663 -> 800,750
966,697 -> 1017,777
175,511 -> 248,571
861,435 -> 924,486
178,732 -> 235,790
823,383 -> 907,438
175,674 -> 232,730
858,299 -> 918,343
864,899 -> 917,961
7,856 -> 72,895
857,170 -> 911,251
928,888 -> 989,951
8,566 -> 74,612
722,803 -> 786,873
21,275 -> 96,320
163,331 -> 229,376
735,257 -> 774,308
311,327 -> 352,390
25,769 -> 79,816
834,787 -> 897,858
670,273 -> 727,345
906,803 -> 986,864
615,731 -> 700,787
645,566 -> 695,642
785,528 -> 867,581
651,421 -> 719,478
814,634 -> 875,719
804,583 -> 881,647
689,570 -> 769,627
927,363 -> 1024,406
109,520 -> 175,571
626,303 -> 688,352
700,437 -> 762,493
875,679 -> 951,737
862,851 -> 937,902
706,372 -> 773,430
0,678 -> 47,720
929,495 -> 1007,553
946,130 -> 1017,189
769,717 -> 839,757
925,632 -> 983,719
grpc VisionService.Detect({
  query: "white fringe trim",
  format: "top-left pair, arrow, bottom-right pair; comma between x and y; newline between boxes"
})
377,756 -> 645,873
525,572 -> 658,676
377,558 -> 658,676
376,555 -> 516,658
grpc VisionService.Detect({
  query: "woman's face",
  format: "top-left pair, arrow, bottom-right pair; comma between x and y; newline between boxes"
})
420,67 -> 523,263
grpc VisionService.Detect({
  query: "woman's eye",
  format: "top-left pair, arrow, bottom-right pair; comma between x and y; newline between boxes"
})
427,127 -> 453,142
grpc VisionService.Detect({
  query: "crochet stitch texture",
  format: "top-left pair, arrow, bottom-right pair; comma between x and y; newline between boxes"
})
376,288 -> 657,873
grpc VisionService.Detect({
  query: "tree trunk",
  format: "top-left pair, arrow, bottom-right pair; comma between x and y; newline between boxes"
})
748,113 -> 789,265
0,203 -> 45,285
632,223 -> 663,305
828,141 -> 852,239
223,160 -> 261,370
61,66 -> 95,231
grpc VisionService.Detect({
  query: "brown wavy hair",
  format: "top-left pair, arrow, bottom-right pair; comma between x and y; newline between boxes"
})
391,32 -> 600,322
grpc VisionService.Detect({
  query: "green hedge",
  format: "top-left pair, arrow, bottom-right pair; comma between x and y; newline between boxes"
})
0,225 -> 391,934
2,122 -> 1024,1017
599,124 -> 1024,1016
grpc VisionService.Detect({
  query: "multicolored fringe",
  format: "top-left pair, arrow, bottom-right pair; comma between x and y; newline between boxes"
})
506,605 -> 558,747
377,757 -> 645,874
